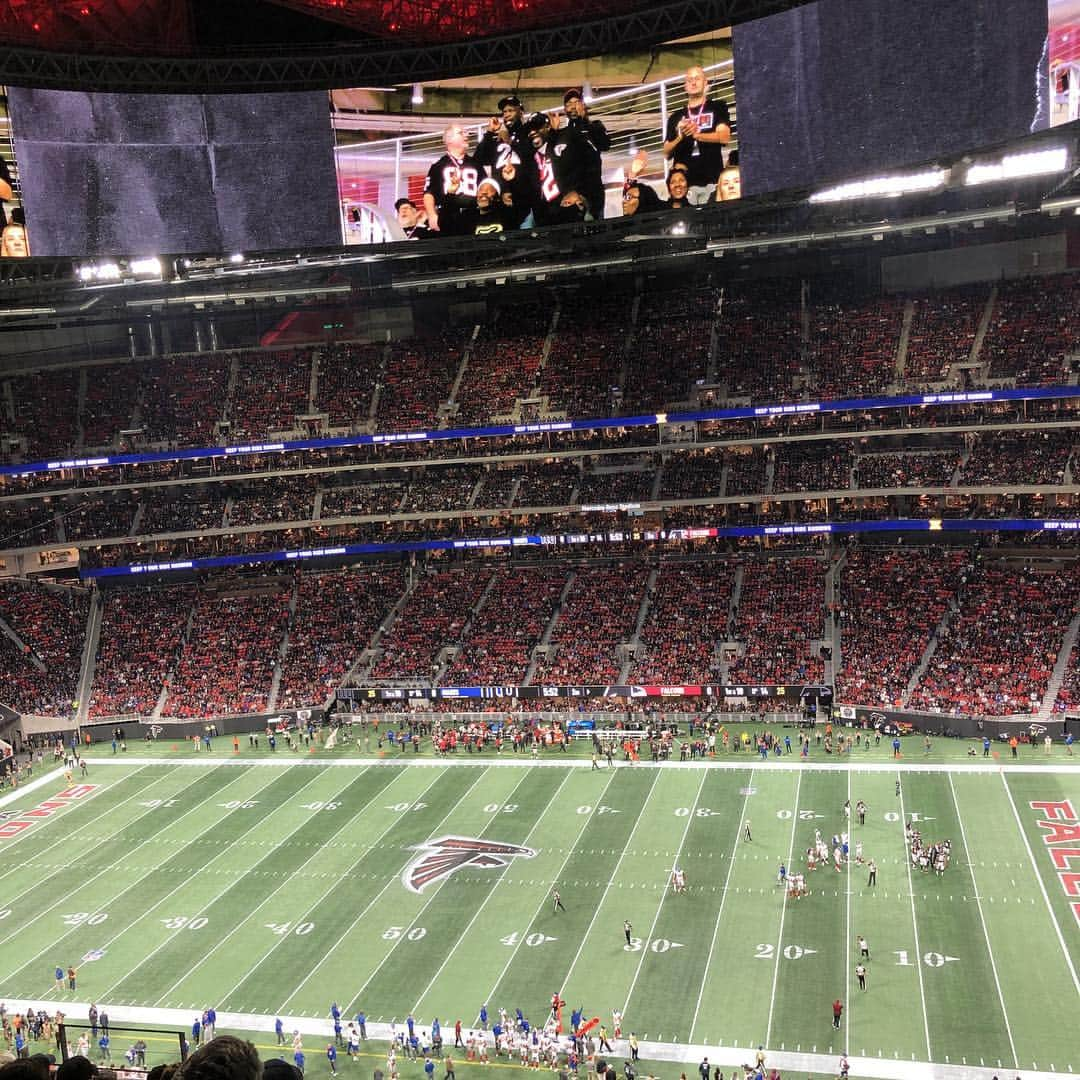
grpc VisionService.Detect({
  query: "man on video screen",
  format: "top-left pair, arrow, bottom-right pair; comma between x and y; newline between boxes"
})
663,66 -> 732,202
423,124 -> 483,237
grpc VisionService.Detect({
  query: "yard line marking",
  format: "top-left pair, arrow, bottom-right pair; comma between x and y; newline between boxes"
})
411,769 -> 575,1016
111,768 -> 352,1002
339,766 -> 514,1017
946,772 -> 1018,1068
765,771 -> 802,1050
622,770 -> 707,1017
0,764 -> 254,970
896,772 -> 932,1060
999,771 -> 1080,998
556,770 -> 662,993
165,766 -> 429,1009
479,770 -> 617,1015
689,768 -> 755,1043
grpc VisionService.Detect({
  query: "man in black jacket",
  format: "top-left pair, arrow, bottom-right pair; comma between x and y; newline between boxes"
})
562,88 -> 611,219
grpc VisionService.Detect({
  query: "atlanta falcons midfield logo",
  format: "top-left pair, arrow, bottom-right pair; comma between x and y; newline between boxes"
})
402,836 -> 536,893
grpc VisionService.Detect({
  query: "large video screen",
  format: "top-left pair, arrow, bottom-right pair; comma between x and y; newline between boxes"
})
5,89 -> 340,258
0,0 -> 1067,258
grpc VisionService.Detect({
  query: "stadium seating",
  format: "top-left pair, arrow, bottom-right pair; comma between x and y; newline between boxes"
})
443,565 -> 568,685
729,557 -> 826,683
163,585 -> 291,716
370,567 -> 496,680
632,561 -> 735,683
90,584 -> 196,717
836,548 -> 967,707
909,561 -> 1080,716
278,568 -> 406,709
535,563 -> 649,684
0,582 -> 89,715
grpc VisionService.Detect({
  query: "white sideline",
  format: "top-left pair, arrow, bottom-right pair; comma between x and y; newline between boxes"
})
12,1001 -> 1069,1080
84,756 -> 1080,774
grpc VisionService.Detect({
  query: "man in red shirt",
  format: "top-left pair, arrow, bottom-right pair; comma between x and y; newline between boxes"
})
832,999 -> 843,1029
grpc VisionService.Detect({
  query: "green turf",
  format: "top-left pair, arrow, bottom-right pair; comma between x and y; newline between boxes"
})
1,754 -> 1078,1077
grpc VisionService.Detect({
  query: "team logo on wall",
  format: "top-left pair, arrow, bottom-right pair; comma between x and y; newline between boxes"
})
402,836 -> 536,893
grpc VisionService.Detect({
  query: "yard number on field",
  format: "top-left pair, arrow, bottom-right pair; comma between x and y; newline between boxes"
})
162,916 -> 208,930
755,943 -> 817,960
624,938 -> 685,953
63,912 -> 108,927
894,950 -> 958,967
500,932 -> 557,947
776,810 -> 824,820
266,922 -> 315,936
387,802 -> 428,813
383,926 -> 428,941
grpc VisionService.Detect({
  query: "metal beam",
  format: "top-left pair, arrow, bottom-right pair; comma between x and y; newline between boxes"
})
0,0 -> 810,92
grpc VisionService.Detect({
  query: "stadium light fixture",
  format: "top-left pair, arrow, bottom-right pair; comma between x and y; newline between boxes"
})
808,169 -> 948,203
965,147 -> 1068,185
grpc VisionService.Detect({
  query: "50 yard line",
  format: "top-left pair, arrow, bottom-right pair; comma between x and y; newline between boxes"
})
410,769 -> 575,1016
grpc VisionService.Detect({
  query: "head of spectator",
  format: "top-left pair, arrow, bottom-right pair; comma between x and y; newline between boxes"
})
1,222 -> 28,258
524,111 -> 553,152
717,165 -> 741,201
394,198 -> 431,239
442,124 -> 470,161
56,1057 -> 97,1080
621,182 -> 663,217
262,1061 -> 302,1080
666,166 -> 691,208
684,65 -> 708,105
176,1036 -> 261,1080
497,95 -> 524,130
0,1061 -> 50,1080
563,88 -> 588,122
476,178 -> 501,211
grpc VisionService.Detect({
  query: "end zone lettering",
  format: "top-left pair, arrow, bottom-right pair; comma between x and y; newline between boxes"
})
0,785 -> 99,840
1029,799 -> 1080,926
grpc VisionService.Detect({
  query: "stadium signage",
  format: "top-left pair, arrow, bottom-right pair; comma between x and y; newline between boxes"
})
0,785 -> 98,840
21,383 -> 1080,482
84,518 -> 1080,580
339,683 -> 829,702
1029,799 -> 1080,927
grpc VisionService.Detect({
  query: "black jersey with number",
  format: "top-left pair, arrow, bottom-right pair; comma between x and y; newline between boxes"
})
530,130 -> 589,226
665,97 -> 731,187
424,152 -> 483,236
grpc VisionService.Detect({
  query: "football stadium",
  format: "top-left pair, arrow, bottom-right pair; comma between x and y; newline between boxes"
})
0,2 -> 1077,1080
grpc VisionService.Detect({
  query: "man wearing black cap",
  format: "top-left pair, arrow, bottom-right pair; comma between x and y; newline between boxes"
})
562,88 -> 611,219
477,95 -> 531,167
522,112 -> 589,227
663,65 -> 732,202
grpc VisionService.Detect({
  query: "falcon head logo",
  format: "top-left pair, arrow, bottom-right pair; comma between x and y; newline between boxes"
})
402,836 -> 536,893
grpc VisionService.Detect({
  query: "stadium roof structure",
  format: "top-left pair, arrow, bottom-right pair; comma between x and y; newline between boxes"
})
0,0 -> 807,92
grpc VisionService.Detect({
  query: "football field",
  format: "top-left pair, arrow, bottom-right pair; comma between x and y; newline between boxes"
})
2,753 -> 1078,1079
